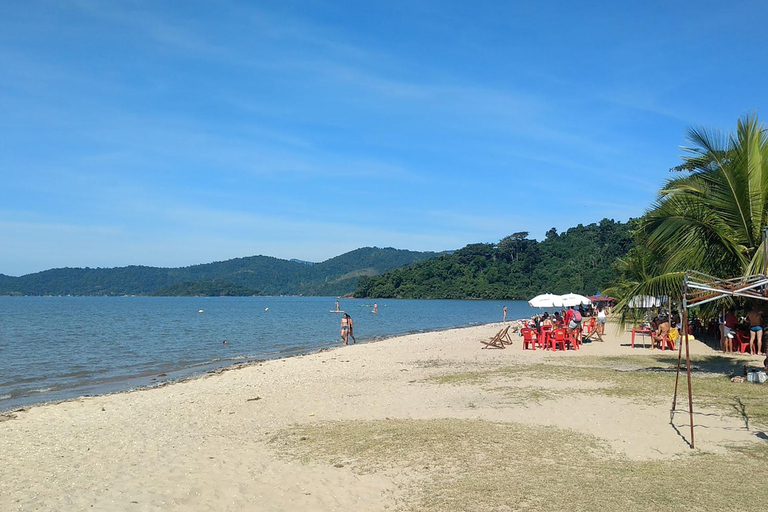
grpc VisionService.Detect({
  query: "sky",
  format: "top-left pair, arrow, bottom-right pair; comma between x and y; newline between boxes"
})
1,0 -> 766,276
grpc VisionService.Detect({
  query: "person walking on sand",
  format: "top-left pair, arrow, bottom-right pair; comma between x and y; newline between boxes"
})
340,313 -> 351,345
503,306 -> 507,322
747,304 -> 764,354
596,304 -> 607,336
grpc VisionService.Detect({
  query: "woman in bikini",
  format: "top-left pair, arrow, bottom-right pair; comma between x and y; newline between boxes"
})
340,313 -> 352,345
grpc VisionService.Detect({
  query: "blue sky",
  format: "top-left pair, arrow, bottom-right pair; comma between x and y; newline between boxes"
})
1,0 -> 766,276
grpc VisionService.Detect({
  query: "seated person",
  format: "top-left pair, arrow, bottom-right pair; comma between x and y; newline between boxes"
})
651,316 -> 671,349
671,310 -> 681,329
541,312 -> 553,327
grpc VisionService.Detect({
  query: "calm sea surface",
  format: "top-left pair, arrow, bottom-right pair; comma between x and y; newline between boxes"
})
0,297 -> 537,411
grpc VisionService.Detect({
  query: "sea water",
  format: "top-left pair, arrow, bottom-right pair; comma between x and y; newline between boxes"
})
0,296 -> 537,411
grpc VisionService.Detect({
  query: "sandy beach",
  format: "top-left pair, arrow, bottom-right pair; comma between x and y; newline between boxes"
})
2,322 -> 767,511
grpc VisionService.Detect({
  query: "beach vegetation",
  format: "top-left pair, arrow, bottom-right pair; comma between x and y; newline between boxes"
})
428,354 -> 768,428
355,218 -> 635,299
609,113 -> 768,318
270,350 -> 768,511
270,417 -> 768,511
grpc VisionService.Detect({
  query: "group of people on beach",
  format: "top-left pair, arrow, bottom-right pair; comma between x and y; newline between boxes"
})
531,308 -> 582,331
718,304 -> 765,354
525,303 -> 608,336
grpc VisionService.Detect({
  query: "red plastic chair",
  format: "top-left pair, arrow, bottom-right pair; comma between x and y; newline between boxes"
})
566,330 -> 580,350
521,328 -> 538,350
583,318 -> 596,337
552,328 -> 567,351
736,330 -> 752,354
539,325 -> 553,349
658,334 -> 675,351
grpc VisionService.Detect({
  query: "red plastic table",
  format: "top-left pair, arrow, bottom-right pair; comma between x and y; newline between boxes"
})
631,329 -> 653,348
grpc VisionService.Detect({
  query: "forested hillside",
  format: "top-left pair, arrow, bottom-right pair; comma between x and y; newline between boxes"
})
354,219 -> 635,299
0,247 -> 438,296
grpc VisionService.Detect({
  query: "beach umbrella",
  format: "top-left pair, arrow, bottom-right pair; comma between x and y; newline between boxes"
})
628,295 -> 661,308
559,293 -> 592,307
528,293 -> 563,308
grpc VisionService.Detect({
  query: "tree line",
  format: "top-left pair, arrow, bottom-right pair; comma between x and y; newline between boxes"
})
354,219 -> 635,299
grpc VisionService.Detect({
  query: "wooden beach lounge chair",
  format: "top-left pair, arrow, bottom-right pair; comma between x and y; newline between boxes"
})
581,318 -> 604,343
481,328 -> 506,349
500,325 -> 514,345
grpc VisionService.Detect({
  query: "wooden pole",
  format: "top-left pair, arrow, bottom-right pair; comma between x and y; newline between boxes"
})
685,320 -> 695,449
672,272 -> 695,449
673,304 -> 684,411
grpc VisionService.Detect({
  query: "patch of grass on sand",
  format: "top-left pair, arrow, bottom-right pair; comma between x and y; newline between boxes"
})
430,372 -> 487,385
430,354 -> 768,429
270,418 -> 768,512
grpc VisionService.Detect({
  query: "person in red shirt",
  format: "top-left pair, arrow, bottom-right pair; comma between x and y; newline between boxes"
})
564,308 -> 574,330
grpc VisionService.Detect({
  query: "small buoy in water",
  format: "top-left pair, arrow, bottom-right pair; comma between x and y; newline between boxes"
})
265,307 -> 269,312
198,309 -> 204,313
222,340 -> 228,345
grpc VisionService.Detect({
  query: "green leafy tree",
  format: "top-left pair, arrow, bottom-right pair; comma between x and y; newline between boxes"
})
611,113 -> 768,316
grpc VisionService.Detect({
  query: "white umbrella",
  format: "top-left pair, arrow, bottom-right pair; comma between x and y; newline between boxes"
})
528,293 -> 563,308
559,293 -> 591,307
628,295 -> 661,308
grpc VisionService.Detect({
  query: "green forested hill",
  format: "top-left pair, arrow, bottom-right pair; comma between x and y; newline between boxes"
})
0,247 -> 438,296
354,219 -> 635,299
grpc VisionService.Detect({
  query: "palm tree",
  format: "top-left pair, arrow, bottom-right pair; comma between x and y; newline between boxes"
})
611,113 -> 768,316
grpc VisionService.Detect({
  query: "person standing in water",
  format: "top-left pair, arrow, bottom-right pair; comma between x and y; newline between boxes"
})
335,300 -> 341,312
503,306 -> 507,322
372,303 -> 378,314
340,313 -> 351,345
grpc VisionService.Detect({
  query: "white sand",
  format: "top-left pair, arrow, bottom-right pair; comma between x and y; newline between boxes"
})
1,322 -> 764,511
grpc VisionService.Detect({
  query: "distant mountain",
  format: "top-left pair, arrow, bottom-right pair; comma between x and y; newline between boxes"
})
0,247 -> 438,297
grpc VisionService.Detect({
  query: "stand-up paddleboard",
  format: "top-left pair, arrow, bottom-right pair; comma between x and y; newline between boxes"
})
330,310 -> 345,313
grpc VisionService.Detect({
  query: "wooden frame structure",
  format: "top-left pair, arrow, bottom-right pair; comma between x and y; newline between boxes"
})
674,270 -> 768,449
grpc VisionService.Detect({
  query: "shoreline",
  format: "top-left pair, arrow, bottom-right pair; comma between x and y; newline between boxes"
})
0,318 -> 505,415
3,321 -> 764,510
